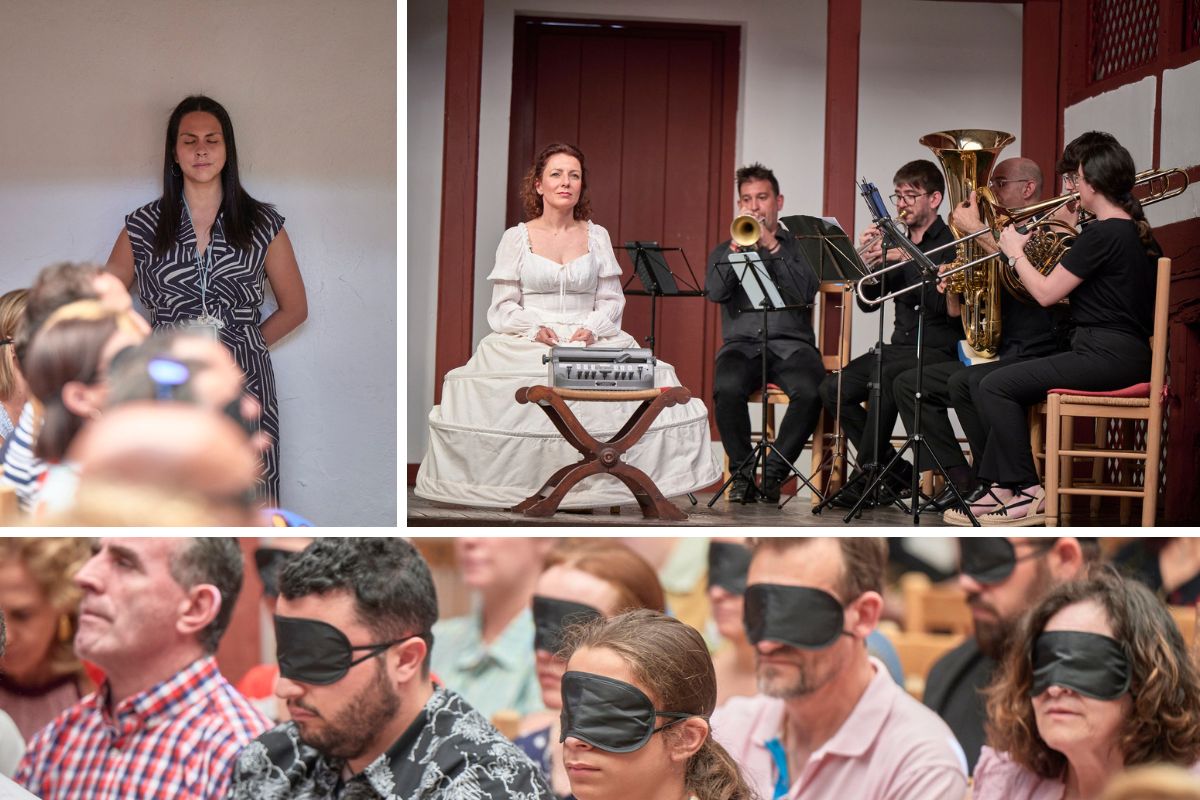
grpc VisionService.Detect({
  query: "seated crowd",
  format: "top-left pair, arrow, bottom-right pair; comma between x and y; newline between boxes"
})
1,536 -> 1200,800
0,262 -> 308,527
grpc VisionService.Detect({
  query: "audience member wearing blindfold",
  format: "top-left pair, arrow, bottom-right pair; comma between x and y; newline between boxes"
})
711,538 -> 967,800
229,538 -> 553,800
976,566 -> 1200,800
559,609 -> 754,800
515,541 -> 665,799
924,537 -> 1090,776
706,539 -> 906,710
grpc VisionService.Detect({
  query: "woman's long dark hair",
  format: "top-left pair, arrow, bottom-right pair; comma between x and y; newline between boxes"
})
152,95 -> 274,258
1057,131 -> 1161,259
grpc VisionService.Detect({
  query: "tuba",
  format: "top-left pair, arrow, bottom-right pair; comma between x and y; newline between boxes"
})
920,129 -> 1014,359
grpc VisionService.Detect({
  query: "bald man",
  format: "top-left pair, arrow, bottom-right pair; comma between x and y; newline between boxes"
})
64,402 -> 261,526
891,157 -> 1062,514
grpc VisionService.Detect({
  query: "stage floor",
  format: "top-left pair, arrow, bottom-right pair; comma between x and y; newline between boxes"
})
406,488 -> 955,528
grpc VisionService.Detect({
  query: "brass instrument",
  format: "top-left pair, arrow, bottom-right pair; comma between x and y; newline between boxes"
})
730,214 -> 762,247
855,211 -> 908,263
921,129 -> 1014,358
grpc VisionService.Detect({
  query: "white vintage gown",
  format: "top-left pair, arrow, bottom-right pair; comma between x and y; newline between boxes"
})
416,221 -> 720,509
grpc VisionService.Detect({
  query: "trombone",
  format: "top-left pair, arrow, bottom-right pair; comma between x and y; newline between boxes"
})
855,166 -> 1189,306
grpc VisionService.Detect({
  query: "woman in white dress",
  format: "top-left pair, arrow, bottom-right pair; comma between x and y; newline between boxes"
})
416,143 -> 720,509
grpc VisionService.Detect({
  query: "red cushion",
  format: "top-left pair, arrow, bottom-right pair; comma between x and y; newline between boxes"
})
1048,382 -> 1150,398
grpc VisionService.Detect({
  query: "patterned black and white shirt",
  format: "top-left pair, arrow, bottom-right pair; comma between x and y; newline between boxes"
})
227,687 -> 553,800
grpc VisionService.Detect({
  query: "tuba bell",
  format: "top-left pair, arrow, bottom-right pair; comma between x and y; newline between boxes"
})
920,130 -> 1015,359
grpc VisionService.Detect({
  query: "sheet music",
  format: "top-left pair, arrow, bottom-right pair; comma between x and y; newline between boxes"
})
727,252 -> 786,309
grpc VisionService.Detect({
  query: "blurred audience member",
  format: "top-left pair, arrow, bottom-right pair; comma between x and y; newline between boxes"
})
2,263 -> 147,514
560,609 -> 754,800
621,538 -> 712,636
515,539 -> 665,797
1101,764 -> 1200,800
235,538 -> 314,721
16,538 -> 267,799
977,567 -> 1200,800
1111,538 -> 1200,606
61,402 -> 261,526
430,537 -> 553,719
0,538 -> 94,740
924,537 -> 1091,775
0,611 -> 39,798
0,290 -> 29,443
229,538 -> 552,799
712,538 -> 966,800
22,300 -> 145,517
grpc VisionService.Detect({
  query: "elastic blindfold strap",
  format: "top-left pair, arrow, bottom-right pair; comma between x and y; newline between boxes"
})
707,541 -> 752,594
1031,630 -> 1131,701
744,583 -> 848,650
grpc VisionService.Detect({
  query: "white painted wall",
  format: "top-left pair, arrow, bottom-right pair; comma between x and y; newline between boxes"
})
406,0 -> 1024,476
1,0 -> 397,526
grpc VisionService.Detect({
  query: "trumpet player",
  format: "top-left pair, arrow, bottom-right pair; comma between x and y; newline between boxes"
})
955,131 -> 1161,526
819,159 -> 959,507
706,163 -> 824,504
892,157 -> 1059,513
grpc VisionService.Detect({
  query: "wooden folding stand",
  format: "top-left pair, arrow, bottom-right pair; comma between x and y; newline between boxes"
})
513,385 -> 691,520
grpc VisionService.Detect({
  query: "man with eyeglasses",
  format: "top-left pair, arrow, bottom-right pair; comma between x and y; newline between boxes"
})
819,160 -> 960,508
16,538 -> 267,800
228,538 -> 552,800
712,537 -> 966,800
890,158 -> 1063,515
923,537 -> 1093,775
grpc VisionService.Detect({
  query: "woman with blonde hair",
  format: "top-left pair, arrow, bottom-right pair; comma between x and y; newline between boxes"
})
0,288 -> 29,442
0,537 -> 95,740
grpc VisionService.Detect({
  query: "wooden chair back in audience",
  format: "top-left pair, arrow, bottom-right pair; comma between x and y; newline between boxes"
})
0,484 -> 15,524
878,621 -> 964,701
901,571 -> 973,636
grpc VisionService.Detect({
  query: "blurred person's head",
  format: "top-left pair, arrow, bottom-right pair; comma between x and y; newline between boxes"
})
35,481 -> 232,526
273,539 -> 437,772
24,300 -> 145,462
1101,764 -> 1200,800
986,566 -> 1200,783
0,288 -> 29,403
706,538 -> 752,644
68,401 -> 260,525
561,609 -> 753,800
958,537 -> 1090,660
454,537 -> 554,594
745,538 -> 886,699
0,537 -> 93,687
255,538 -> 315,615
72,537 -> 243,700
532,540 -> 665,710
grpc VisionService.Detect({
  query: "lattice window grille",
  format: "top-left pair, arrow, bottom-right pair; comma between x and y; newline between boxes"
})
1090,0 -> 1161,82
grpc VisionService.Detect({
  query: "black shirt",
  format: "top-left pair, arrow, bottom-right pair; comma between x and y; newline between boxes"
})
856,216 -> 959,353
706,221 -> 822,360
1060,218 -> 1156,340
997,289 -> 1057,360
923,638 -> 996,776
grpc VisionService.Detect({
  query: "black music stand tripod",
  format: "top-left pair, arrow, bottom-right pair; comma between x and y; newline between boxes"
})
707,251 -> 821,508
622,242 -> 705,355
841,207 -> 979,527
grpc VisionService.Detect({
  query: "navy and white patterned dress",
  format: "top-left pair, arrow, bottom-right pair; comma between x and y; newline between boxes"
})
125,199 -> 285,503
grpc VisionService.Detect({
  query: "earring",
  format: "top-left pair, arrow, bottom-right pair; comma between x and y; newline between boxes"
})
58,614 -> 72,643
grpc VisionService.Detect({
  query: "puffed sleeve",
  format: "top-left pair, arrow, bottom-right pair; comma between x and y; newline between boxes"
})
583,223 -> 625,338
486,226 -> 544,338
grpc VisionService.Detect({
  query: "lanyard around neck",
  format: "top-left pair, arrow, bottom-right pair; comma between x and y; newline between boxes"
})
182,197 -> 216,316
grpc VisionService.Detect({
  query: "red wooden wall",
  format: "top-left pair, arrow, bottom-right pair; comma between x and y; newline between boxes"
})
507,17 -> 740,443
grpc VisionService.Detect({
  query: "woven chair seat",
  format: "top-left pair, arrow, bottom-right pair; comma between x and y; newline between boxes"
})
1049,381 -> 1149,399
1058,395 -> 1149,407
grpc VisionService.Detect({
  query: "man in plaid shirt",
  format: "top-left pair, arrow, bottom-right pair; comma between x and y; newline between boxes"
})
15,538 -> 269,800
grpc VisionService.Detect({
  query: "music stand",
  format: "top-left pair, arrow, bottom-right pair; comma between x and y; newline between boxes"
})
622,242 -> 704,354
706,251 -> 822,507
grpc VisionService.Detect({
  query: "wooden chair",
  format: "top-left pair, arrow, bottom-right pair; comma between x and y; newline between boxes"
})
721,384 -> 790,482
0,484 -> 15,525
1043,257 -> 1171,527
1168,604 -> 1197,652
808,281 -> 855,504
878,621 -> 964,701
900,571 -> 973,636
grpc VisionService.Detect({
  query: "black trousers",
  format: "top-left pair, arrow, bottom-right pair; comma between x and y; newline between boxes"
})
977,327 -> 1151,486
713,346 -> 825,480
820,345 -> 955,469
893,359 -> 968,473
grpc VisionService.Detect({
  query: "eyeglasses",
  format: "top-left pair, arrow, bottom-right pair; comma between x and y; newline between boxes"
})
988,177 -> 1029,190
890,192 -> 928,205
1062,173 -> 1081,188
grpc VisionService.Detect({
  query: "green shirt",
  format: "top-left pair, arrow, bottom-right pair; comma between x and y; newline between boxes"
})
430,606 -> 544,720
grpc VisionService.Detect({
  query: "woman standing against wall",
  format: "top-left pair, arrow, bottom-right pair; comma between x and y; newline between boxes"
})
107,95 -> 307,504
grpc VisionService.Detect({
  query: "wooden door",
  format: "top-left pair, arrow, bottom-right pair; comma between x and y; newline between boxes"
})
508,16 -> 740,438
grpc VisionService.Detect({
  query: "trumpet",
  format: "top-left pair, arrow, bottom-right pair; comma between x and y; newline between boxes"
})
856,211 -> 908,260
730,214 -> 763,247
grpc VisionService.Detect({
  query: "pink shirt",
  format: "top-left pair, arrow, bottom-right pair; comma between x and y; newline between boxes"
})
974,746 -> 1200,800
712,657 -> 967,800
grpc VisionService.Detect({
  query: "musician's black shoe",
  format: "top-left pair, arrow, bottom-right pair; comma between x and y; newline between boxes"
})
922,484 -> 968,513
728,477 -> 758,504
761,476 -> 784,504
